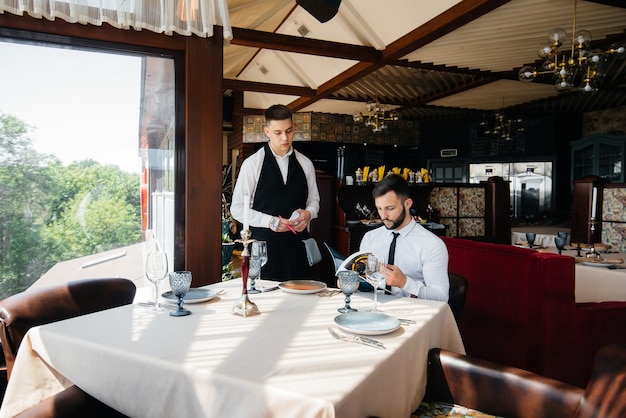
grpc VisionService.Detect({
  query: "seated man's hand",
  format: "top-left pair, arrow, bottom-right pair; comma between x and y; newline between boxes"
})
384,264 -> 407,288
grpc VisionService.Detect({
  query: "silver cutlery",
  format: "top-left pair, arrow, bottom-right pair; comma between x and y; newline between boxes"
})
261,285 -> 279,292
327,327 -> 385,349
398,318 -> 415,325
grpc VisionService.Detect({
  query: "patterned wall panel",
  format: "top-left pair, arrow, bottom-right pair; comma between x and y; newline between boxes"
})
459,188 -> 485,217
601,187 -> 626,252
430,187 -> 458,217
459,218 -> 485,237
602,188 -> 626,222
430,185 -> 486,238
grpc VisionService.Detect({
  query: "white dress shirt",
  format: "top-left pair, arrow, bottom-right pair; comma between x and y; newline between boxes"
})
231,145 -> 320,228
360,219 -> 449,302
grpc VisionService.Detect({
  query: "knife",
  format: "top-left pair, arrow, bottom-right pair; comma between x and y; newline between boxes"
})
261,285 -> 279,292
354,335 -> 386,349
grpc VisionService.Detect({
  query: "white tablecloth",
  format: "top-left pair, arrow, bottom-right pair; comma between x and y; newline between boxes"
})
511,231 -> 567,248
0,279 -> 464,418
521,246 -> 626,303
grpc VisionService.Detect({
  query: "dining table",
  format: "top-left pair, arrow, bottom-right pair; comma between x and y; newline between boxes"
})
516,243 -> 626,303
0,278 -> 465,418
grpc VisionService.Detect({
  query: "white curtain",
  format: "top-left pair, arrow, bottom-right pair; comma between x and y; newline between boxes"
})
0,0 -> 232,39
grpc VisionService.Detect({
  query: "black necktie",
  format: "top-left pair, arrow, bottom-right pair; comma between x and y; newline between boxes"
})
388,232 -> 400,265
386,232 -> 400,292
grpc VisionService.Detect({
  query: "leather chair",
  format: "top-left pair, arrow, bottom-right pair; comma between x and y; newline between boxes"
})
0,277 -> 136,417
417,344 -> 626,418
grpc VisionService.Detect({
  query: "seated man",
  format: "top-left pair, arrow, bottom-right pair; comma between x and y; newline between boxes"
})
359,174 -> 449,301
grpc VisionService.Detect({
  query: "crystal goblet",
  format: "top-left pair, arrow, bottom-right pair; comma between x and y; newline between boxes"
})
525,233 -> 536,248
555,236 -> 567,255
169,271 -> 192,317
337,270 -> 360,313
248,258 -> 262,294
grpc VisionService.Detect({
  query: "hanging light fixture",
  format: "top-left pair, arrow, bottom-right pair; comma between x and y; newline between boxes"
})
353,75 -> 400,133
518,0 -> 625,94
353,95 -> 399,133
478,98 -> 524,141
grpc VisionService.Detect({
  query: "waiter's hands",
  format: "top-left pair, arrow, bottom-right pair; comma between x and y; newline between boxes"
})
384,263 -> 408,288
288,209 -> 311,233
269,209 -> 311,233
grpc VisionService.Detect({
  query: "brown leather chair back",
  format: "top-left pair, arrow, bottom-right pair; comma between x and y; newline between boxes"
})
0,278 -> 136,380
574,344 -> 626,418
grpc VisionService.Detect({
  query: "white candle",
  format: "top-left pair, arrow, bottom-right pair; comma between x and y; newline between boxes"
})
243,195 -> 250,231
591,187 -> 597,219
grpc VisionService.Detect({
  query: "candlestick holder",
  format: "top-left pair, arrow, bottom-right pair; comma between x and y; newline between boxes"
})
586,218 -> 601,259
232,229 -> 260,317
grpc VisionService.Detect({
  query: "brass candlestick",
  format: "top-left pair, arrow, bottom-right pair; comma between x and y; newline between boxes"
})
232,229 -> 260,317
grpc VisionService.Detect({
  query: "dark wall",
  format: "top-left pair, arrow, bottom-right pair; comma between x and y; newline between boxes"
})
419,118 -> 472,163
419,113 -> 582,215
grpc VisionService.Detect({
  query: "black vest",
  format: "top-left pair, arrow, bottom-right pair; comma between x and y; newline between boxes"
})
250,143 -> 312,281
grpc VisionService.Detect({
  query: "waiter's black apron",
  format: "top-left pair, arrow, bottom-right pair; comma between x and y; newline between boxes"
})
250,144 -> 313,281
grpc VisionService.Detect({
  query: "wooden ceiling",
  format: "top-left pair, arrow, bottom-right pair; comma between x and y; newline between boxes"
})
223,0 -> 626,120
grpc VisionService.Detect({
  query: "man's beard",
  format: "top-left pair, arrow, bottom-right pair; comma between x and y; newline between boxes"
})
384,207 -> 406,230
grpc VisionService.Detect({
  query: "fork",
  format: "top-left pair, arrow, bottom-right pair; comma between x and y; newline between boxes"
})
328,327 -> 385,349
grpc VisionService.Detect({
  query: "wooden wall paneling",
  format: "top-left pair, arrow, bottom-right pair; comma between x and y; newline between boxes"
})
184,31 -> 224,286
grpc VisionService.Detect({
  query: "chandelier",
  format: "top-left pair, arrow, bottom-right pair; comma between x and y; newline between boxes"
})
353,98 -> 399,133
517,0 -> 625,93
479,111 -> 524,141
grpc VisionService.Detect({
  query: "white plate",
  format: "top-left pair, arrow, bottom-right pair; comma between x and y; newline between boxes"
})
334,312 -> 401,336
278,280 -> 327,294
581,261 -> 618,268
161,288 -> 218,303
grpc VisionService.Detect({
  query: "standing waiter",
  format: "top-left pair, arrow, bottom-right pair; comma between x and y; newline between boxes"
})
231,104 -> 320,281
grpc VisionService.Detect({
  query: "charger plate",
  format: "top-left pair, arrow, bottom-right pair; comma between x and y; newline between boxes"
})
334,312 -> 401,336
279,280 -> 327,294
162,288 -> 218,303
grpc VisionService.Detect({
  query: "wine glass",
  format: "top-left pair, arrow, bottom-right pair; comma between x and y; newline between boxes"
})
555,236 -> 567,255
250,241 -> 268,291
337,270 -> 360,313
168,271 -> 192,317
145,250 -> 168,313
364,255 -> 386,312
525,233 -> 536,248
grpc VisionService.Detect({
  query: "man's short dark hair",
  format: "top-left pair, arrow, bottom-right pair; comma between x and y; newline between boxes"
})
372,174 -> 410,200
265,105 -> 293,125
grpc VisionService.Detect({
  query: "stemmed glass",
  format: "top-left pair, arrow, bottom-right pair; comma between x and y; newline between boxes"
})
364,255 -> 386,312
145,250 -> 168,313
525,233 -> 536,248
337,270 -> 360,313
555,236 -> 567,255
249,241 -> 268,293
169,271 -> 192,317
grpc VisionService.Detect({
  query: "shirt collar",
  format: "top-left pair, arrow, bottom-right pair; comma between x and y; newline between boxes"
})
391,218 -> 417,238
268,143 -> 293,159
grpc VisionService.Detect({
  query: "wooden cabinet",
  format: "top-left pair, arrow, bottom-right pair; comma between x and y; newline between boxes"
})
571,134 -> 626,183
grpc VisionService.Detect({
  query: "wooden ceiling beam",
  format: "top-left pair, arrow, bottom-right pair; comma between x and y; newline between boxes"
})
230,27 -> 382,62
288,0 -> 511,111
223,79 -> 315,96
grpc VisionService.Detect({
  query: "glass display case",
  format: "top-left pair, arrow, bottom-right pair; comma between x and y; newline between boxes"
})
469,161 -> 553,220
571,134 -> 626,183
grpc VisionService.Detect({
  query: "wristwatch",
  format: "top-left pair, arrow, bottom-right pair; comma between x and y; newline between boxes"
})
269,216 -> 280,231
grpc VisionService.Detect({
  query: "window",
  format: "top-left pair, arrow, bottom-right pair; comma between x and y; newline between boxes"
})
0,36 -> 176,298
